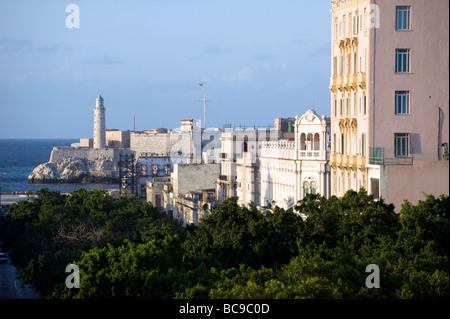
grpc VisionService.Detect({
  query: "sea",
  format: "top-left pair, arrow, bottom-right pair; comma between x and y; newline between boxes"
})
0,139 -> 117,194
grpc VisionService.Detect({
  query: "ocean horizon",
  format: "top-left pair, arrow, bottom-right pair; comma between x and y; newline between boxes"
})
0,139 -> 118,194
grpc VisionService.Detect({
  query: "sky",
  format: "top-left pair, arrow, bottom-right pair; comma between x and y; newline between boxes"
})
0,0 -> 331,139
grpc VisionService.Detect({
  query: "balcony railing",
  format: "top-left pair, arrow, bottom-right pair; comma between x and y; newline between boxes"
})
329,77 -> 337,92
369,147 -> 384,165
369,147 -> 413,166
357,72 -> 366,89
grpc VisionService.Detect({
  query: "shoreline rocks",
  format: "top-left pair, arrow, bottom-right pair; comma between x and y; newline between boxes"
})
28,147 -> 135,185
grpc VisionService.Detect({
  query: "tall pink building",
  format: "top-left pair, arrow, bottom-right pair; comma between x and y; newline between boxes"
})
329,0 -> 449,210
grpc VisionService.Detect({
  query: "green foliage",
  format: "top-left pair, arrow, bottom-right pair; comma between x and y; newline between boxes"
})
182,196 -> 303,268
1,188 -> 448,299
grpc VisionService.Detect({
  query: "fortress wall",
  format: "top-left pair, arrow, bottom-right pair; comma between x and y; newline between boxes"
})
49,147 -> 134,164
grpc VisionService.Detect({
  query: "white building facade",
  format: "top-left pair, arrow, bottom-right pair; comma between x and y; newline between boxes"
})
259,110 -> 331,209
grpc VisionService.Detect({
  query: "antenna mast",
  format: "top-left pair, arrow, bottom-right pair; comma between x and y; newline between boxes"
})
201,82 -> 206,129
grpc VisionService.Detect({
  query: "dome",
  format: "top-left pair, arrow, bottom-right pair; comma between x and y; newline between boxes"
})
96,95 -> 104,101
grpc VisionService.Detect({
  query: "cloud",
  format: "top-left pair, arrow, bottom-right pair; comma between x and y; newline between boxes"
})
37,42 -> 73,54
203,45 -> 231,55
222,66 -> 258,83
0,37 -> 32,52
82,54 -> 126,65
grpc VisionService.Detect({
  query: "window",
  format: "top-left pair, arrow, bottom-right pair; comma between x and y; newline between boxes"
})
334,17 -> 338,39
346,98 -> 350,116
353,52 -> 357,74
346,54 -> 350,75
363,7 -> 367,31
303,181 -> 310,196
371,178 -> 380,200
310,181 -> 317,195
340,99 -> 343,116
332,56 -> 337,77
395,133 -> 409,157
353,12 -> 358,35
395,91 -> 410,114
339,55 -> 344,76
396,6 -> 410,30
333,133 -> 336,153
362,94 -> 367,114
395,49 -> 410,73
361,133 -> 366,156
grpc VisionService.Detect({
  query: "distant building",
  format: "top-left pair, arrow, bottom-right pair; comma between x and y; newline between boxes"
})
106,129 -> 130,149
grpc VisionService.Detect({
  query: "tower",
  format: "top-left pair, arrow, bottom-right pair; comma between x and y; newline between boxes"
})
93,94 -> 106,149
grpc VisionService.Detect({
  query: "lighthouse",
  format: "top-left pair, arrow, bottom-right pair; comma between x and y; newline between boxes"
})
93,95 -> 106,148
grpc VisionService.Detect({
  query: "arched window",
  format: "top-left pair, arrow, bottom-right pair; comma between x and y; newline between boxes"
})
303,181 -> 310,195
310,181 -> 317,194
313,133 -> 320,150
300,133 -> 306,150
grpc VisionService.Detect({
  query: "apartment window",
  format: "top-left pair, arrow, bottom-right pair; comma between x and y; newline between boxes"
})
363,7 -> 367,31
395,49 -> 410,73
340,99 -> 343,116
334,99 -> 337,117
353,52 -> 357,74
362,94 -> 367,115
334,17 -> 338,40
332,56 -> 337,77
333,133 -> 336,153
395,133 -> 409,157
339,55 -> 344,76
361,133 -> 366,156
353,12 -> 358,35
346,98 -> 350,116
395,91 -> 410,114
396,6 -> 410,31
371,178 -> 380,200
346,54 -> 350,75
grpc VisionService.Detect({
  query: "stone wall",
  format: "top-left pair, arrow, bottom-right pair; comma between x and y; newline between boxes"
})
28,147 -> 135,184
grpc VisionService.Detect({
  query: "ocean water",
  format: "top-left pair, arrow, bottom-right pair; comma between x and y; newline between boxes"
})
0,139 -> 116,194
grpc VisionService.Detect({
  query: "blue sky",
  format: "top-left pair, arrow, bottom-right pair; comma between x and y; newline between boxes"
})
0,0 -> 331,139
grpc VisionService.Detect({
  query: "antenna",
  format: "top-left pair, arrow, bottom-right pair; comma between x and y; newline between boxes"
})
133,116 -> 135,132
199,82 -> 213,130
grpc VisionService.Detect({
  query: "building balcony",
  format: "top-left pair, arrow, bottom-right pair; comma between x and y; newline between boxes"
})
348,155 -> 358,170
330,153 -> 337,168
336,154 -> 343,168
349,74 -> 358,90
357,155 -> 366,170
342,154 -> 349,167
336,76 -> 344,91
343,74 -> 351,91
357,72 -> 366,89
329,77 -> 337,92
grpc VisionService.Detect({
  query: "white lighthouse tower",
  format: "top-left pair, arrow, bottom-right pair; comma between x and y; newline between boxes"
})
93,94 -> 106,149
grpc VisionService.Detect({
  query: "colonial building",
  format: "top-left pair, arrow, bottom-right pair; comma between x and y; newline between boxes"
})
259,110 -> 331,209
329,0 -> 449,209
